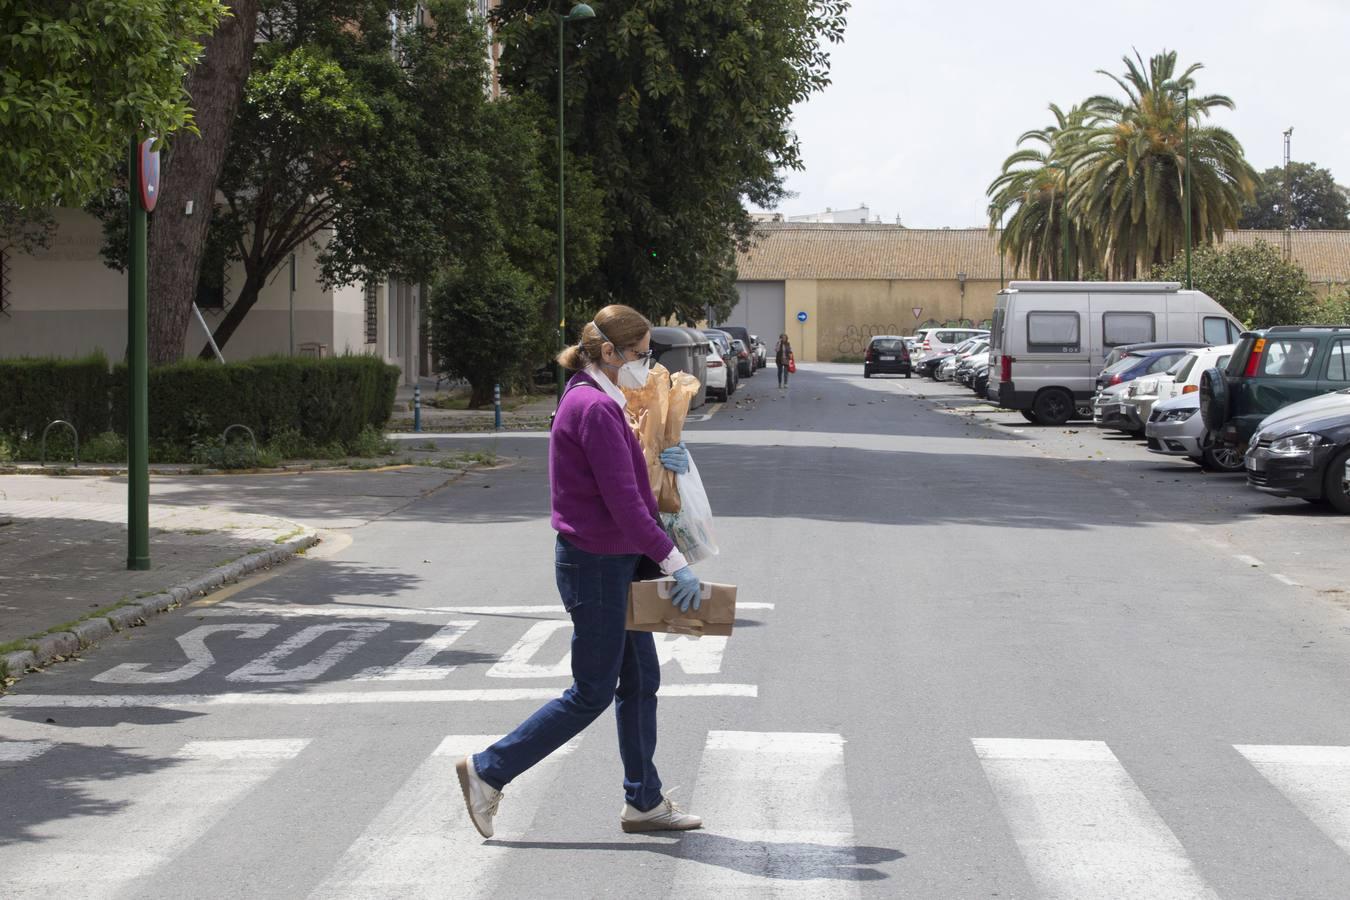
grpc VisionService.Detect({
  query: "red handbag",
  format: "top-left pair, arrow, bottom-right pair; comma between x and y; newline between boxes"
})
787,353 -> 796,374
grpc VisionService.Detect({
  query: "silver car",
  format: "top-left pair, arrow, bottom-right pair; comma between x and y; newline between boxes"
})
1146,394 -> 1204,461
1092,382 -> 1134,430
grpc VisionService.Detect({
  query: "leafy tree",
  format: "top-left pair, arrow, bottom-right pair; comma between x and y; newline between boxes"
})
1151,240 -> 1314,328
1239,162 -> 1350,230
491,0 -> 849,327
0,0 -> 227,207
429,253 -> 538,408
1068,50 -> 1257,279
197,0 -> 500,356
987,104 -> 1099,280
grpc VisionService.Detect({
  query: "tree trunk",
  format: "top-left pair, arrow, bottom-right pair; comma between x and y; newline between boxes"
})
148,0 -> 261,365
200,268 -> 265,358
468,380 -> 495,409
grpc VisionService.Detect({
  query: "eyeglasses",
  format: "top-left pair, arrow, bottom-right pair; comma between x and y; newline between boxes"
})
623,348 -> 656,365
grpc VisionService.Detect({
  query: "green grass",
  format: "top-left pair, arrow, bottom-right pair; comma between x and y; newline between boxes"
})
273,527 -> 306,545
0,638 -> 38,656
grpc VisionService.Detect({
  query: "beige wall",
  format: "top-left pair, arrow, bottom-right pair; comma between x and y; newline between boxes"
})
1,210 -> 404,371
783,280 -> 820,362
814,278 -> 1001,360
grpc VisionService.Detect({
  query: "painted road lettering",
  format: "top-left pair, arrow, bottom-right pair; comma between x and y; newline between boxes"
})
93,624 -> 279,684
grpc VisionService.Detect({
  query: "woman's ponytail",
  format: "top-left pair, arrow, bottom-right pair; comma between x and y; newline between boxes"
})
557,344 -> 586,371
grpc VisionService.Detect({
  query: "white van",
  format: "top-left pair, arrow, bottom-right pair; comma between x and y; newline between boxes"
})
986,281 -> 1244,426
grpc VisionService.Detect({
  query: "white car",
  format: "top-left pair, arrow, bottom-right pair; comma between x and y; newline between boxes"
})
705,348 -> 732,401
914,326 -> 989,362
938,338 -> 989,381
1123,344 -> 1237,433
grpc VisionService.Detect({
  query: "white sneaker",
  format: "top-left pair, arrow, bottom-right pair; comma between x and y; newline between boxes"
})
620,794 -> 703,833
456,755 -> 502,839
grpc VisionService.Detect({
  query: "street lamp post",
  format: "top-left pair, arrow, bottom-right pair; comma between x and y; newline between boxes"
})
556,3 -> 595,403
957,271 -> 967,324
1183,85 -> 1193,290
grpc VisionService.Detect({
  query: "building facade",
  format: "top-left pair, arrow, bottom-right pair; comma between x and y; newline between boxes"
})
731,223 -> 1350,362
0,209 -> 421,384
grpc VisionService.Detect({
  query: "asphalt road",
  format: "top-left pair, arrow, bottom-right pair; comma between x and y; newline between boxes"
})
4,363 -> 1350,899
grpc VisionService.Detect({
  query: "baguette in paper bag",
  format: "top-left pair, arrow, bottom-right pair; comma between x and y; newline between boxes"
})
626,579 -> 737,637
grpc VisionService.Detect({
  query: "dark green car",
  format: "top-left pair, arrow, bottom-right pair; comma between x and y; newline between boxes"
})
1200,326 -> 1350,451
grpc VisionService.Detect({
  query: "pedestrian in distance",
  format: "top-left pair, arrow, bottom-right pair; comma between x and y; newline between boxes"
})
775,333 -> 794,388
457,303 -> 704,840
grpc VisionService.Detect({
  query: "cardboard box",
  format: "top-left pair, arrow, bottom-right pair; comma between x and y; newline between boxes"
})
627,579 -> 737,637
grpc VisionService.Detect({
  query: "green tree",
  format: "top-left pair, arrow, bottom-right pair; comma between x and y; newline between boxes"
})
491,0 -> 849,326
429,253 -> 538,408
1239,162 -> 1350,230
0,0 -> 226,207
197,0 -> 500,355
987,104 -> 1099,280
1151,240 -> 1315,328
1068,50 -> 1257,279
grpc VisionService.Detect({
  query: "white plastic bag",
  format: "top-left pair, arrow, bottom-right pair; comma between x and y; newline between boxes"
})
659,454 -> 719,564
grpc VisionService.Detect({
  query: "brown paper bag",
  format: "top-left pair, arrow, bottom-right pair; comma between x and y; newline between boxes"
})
622,364 -> 670,502
626,579 -> 737,637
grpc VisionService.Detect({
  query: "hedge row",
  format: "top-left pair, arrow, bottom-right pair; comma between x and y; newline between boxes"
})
1,355 -> 399,448
0,354 -> 113,440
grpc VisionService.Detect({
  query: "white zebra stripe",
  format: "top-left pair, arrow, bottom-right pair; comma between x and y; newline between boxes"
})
973,738 -> 1217,900
1236,744 -> 1350,855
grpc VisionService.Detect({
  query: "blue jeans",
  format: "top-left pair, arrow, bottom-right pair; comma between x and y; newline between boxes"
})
473,537 -> 664,811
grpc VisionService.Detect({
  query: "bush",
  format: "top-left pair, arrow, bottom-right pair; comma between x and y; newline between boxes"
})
110,354 -> 399,449
0,353 -> 112,442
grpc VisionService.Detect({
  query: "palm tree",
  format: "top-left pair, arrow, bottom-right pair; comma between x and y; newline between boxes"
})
1066,50 -> 1256,279
987,104 -> 1099,280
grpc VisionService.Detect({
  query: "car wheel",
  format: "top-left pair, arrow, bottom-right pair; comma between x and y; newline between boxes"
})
863,370 -> 871,379
1200,442 -> 1245,473
1323,447 -> 1350,514
1020,410 -> 1040,424
1198,368 -> 1229,432
1032,389 -> 1073,427
905,371 -> 912,379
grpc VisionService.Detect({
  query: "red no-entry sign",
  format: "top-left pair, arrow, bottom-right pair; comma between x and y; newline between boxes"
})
138,138 -> 160,212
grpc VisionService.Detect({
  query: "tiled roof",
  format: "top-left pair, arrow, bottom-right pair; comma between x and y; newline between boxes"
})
735,222 -> 1350,284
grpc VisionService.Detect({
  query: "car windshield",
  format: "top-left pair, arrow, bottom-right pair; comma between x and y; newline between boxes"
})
871,339 -> 905,353
1170,356 -> 1196,379
1103,354 -> 1144,375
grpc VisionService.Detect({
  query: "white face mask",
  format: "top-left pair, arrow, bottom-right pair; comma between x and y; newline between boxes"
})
617,358 -> 650,390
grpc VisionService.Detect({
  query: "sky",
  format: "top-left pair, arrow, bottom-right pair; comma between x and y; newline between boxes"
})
753,0 -> 1350,228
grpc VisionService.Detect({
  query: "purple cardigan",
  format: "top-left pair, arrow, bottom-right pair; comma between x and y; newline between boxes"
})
550,371 -> 676,562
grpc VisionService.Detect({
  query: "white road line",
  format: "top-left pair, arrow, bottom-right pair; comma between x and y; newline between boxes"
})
1270,574 -> 1302,587
672,731 -> 860,897
0,738 -> 307,899
1236,745 -> 1350,855
200,602 -> 775,618
354,620 -> 479,681
1233,554 -> 1264,568
972,738 -> 1216,900
486,620 -> 574,678
0,740 -> 55,764
310,735 -> 578,900
0,684 -> 758,709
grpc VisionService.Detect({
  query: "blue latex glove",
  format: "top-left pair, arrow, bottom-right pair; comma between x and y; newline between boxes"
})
670,566 -> 702,613
659,442 -> 690,475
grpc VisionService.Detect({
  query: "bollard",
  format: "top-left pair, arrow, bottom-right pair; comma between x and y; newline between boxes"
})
413,384 -> 422,433
494,384 -> 503,431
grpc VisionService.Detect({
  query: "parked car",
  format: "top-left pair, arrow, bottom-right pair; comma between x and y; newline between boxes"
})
917,349 -> 956,379
1092,348 -> 1193,432
937,337 -> 988,381
1200,326 -> 1350,454
1245,389 -> 1350,512
956,349 -> 990,386
750,335 -> 768,369
986,280 -> 1244,426
1123,344 -> 1235,435
913,326 -> 989,362
704,351 -> 732,401
972,363 -> 990,398
1095,344 -> 1200,392
701,329 -> 739,399
714,326 -> 757,377
1146,394 -> 1208,464
729,338 -> 755,378
863,335 -> 912,378
1092,381 -> 1135,431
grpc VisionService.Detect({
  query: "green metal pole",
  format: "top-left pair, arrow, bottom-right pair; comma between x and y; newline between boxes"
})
1183,86 -> 1193,290
127,139 -> 150,570
556,16 -> 566,403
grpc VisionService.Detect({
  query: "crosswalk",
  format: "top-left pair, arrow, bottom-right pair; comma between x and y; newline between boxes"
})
3,733 -> 1350,897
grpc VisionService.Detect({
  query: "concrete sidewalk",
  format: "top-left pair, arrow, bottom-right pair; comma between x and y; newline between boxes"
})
0,463 -> 473,684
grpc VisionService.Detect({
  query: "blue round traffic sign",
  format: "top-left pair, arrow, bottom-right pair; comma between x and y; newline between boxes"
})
796,311 -> 808,323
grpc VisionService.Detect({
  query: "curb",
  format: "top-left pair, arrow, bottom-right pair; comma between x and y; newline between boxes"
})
0,530 -> 320,688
